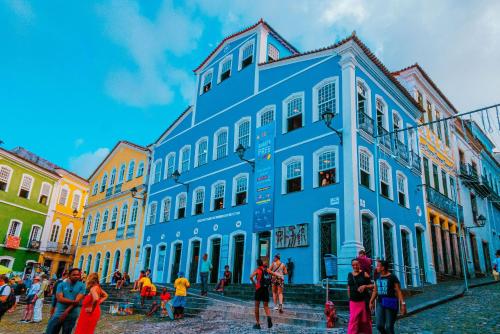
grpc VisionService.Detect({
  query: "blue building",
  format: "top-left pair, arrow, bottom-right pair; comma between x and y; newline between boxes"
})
139,20 -> 431,287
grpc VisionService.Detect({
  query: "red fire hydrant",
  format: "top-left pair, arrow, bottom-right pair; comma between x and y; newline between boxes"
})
324,300 -> 337,328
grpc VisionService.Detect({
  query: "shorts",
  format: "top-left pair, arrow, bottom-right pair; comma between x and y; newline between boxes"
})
272,277 -> 284,288
141,286 -> 155,298
172,296 -> 186,308
254,287 -> 270,302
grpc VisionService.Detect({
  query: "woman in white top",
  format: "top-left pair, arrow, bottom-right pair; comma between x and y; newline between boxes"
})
268,254 -> 287,313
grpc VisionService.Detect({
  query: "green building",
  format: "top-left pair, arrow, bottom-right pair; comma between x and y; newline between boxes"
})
0,147 -> 59,273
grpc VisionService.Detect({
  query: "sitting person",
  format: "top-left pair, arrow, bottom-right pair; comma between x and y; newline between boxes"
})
112,270 -> 123,287
215,265 -> 232,292
139,275 -> 156,306
123,272 -> 131,287
133,271 -> 145,291
146,301 -> 160,317
115,273 -> 125,290
159,288 -> 172,318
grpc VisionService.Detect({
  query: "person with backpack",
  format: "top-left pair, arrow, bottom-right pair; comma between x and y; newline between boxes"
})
249,258 -> 272,330
0,274 -> 16,321
269,254 -> 287,313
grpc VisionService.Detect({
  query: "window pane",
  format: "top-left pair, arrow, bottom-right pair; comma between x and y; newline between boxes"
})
238,121 -> 250,148
318,82 -> 336,118
260,108 -> 274,126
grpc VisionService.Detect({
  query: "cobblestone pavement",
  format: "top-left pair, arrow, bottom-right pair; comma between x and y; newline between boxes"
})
396,283 -> 500,334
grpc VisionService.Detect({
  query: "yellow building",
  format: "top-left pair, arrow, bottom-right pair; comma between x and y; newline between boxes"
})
73,141 -> 149,282
39,168 -> 89,277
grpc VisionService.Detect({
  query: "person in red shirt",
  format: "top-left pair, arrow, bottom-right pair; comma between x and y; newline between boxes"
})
250,259 -> 272,330
159,288 -> 172,318
357,250 -> 373,277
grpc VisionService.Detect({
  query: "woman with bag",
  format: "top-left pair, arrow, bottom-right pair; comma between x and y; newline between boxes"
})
347,258 -> 373,334
369,260 -> 406,334
268,254 -> 287,313
20,276 -> 41,323
74,273 -> 108,334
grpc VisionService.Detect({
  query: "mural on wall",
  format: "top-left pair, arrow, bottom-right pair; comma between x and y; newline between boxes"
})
275,223 -> 308,248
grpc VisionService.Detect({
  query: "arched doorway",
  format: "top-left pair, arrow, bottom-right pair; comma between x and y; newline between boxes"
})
383,222 -> 394,269
78,255 -> 84,270
415,227 -> 426,282
401,229 -> 413,286
123,249 -> 131,274
113,250 -> 121,273
143,247 -> 152,271
361,214 -> 374,259
209,238 -> 221,283
156,245 -> 167,283
188,240 -> 201,283
85,254 -> 92,275
320,213 -> 337,279
232,234 -> 245,284
94,253 -> 101,274
102,252 -> 110,283
257,231 -> 271,266
170,243 -> 182,283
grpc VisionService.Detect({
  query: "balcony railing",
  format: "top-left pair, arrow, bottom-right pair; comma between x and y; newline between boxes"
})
377,126 -> 392,150
358,112 -> 374,136
81,234 -> 88,245
106,187 -> 113,198
27,239 -> 41,250
116,226 -> 125,240
410,151 -> 421,173
126,225 -> 136,239
394,139 -> 409,163
89,233 -> 97,245
45,242 -> 76,255
114,183 -> 122,194
426,186 -> 463,222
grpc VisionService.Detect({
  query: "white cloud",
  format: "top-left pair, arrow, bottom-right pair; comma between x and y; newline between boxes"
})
98,0 -> 202,107
74,138 -> 85,148
3,0 -> 34,21
69,148 -> 110,178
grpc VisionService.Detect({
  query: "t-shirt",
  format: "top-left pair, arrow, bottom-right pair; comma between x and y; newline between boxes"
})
200,260 -> 212,273
0,284 -> 11,297
174,277 -> 190,296
27,282 -> 40,296
53,280 -> 86,317
160,292 -> 171,301
139,277 -> 152,288
376,274 -> 400,301
347,272 -> 371,302
493,258 -> 500,271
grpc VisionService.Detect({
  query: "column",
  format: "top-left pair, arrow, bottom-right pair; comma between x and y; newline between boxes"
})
443,227 -> 453,274
338,50 -> 363,281
433,216 -> 445,274
451,232 -> 462,276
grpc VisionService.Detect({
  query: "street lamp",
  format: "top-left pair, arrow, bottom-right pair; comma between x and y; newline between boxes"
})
321,109 -> 343,145
72,209 -> 78,218
474,214 -> 486,227
236,144 -> 255,171
130,186 -> 147,206
172,170 -> 189,192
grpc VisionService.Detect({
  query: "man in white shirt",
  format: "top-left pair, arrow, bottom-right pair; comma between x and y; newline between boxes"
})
33,274 -> 49,323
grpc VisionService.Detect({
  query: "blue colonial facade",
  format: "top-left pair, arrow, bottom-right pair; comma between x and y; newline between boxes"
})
139,20 -> 431,287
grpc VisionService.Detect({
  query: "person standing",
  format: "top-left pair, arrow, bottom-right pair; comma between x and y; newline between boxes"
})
492,250 -> 500,281
21,276 -> 40,323
347,259 -> 373,334
199,253 -> 212,296
45,268 -> 86,334
250,258 -> 272,329
268,254 -> 287,313
286,258 -> 294,284
0,274 -> 14,321
369,260 -> 406,334
73,273 -> 108,334
357,250 -> 373,277
33,274 -> 50,323
172,272 -> 190,319
50,271 -> 68,317
11,277 -> 26,313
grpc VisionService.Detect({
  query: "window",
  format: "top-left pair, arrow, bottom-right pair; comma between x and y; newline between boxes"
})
235,117 -> 251,149
180,146 -> 191,173
314,78 -> 337,122
397,172 -> 408,207
110,207 -> 118,230
100,173 -> 107,193
257,106 -> 275,127
101,210 -> 109,231
153,160 -> 162,183
120,204 -> 128,226
148,202 -> 158,225
176,193 -> 187,218
357,81 -> 369,117
212,182 -> 225,210
137,161 -> 145,177
218,56 -> 232,82
161,197 -> 171,222
63,227 -> 73,245
214,128 -> 228,160
0,165 -> 13,191
416,90 -> 423,107
283,93 -> 304,133
85,216 -> 92,234
359,149 -> 373,189
50,223 -> 61,242
164,153 -> 175,178
118,164 -> 126,184
93,213 -> 100,233
239,40 -> 254,69
193,188 -> 204,215
195,138 -> 208,167
19,174 -> 33,199
110,168 -> 116,186
127,161 -> 135,181
423,157 -> 430,186
376,98 -> 388,130
130,200 -> 138,225
314,147 -> 337,187
379,161 -> 392,199
443,120 -> 450,146
432,163 -> 440,191
283,157 -> 303,194
29,225 -> 42,243
435,110 -> 443,140
441,170 -> 448,196
426,101 -> 434,130
7,220 -> 22,237
393,112 -> 404,143
39,182 -> 52,205
71,192 -> 81,210
58,186 -> 69,205
268,44 -> 279,61
200,69 -> 213,94
92,182 -> 99,196
234,175 -> 248,206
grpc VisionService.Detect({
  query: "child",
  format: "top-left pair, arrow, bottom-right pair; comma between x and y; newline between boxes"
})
159,288 -> 172,318
172,272 -> 190,319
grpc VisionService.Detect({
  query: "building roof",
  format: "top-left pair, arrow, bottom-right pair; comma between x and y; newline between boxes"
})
0,147 -> 60,178
193,19 -> 299,73
392,63 -> 459,114
153,105 -> 193,145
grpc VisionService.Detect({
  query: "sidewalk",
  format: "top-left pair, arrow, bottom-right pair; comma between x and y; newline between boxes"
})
404,276 -> 498,317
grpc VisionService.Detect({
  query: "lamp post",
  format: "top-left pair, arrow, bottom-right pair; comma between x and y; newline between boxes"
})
321,109 -> 343,145
130,186 -> 147,206
72,209 -> 78,218
172,170 -> 189,192
236,144 -> 255,171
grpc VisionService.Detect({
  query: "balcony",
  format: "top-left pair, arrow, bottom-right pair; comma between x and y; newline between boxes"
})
81,235 -> 88,245
89,233 -> 97,245
410,151 -> 422,173
27,239 -> 41,250
114,183 -> 122,194
105,187 -> 113,198
377,126 -> 392,150
45,242 -> 76,255
358,111 -> 374,136
126,225 -> 136,239
458,163 -> 490,198
116,226 -> 125,240
393,139 -> 409,163
426,186 -> 463,222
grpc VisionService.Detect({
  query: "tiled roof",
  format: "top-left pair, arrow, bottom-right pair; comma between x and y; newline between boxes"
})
193,19 -> 299,73
0,147 -> 60,178
392,63 -> 459,114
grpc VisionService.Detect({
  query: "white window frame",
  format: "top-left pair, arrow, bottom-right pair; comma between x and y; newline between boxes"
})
164,152 -> 176,179
199,68 -> 214,95
84,215 -> 92,234
217,54 -> 233,83
58,185 -> 70,206
136,161 -> 145,177
18,173 -> 34,199
234,116 -> 252,151
152,159 -> 162,184
213,127 -> 229,161
0,165 -> 13,192
359,147 -> 374,190
392,110 -> 404,143
101,209 -> 109,231
92,212 -> 100,233
267,43 -> 280,61
71,190 -> 82,211
379,159 -> 393,200
375,95 -> 389,130
100,173 -> 108,192
109,168 -> 117,186
282,92 -> 305,134
127,160 -> 135,181
179,145 -> 191,173
148,202 -> 158,225
118,164 -> 126,184
63,225 -> 74,245
7,219 -> 22,237
281,156 -> 304,194
356,78 -> 372,118
110,206 -> 118,230
160,197 -> 172,222
38,182 -> 52,205
175,192 -> 188,219
130,200 -> 139,225
191,186 -> 205,215
313,146 -> 339,188
50,220 -> 62,242
210,180 -> 226,211
256,105 -> 276,128
232,173 -> 249,206
194,137 -> 209,168
92,182 -> 99,195
119,203 -> 128,227
312,76 -> 339,123
396,171 -> 409,208
28,224 -> 43,244
238,39 -> 255,71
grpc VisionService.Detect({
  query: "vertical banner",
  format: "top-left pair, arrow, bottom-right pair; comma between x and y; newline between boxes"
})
253,122 -> 275,232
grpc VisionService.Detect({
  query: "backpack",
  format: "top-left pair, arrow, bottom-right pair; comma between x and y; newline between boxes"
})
0,285 -> 16,318
259,268 -> 271,289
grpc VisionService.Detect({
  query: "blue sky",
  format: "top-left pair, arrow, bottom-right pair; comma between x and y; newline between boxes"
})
1,0 -> 499,177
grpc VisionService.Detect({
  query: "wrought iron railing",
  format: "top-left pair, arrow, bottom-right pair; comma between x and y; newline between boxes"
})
426,187 -> 463,222
410,151 -> 421,173
377,126 -> 392,150
126,225 -> 135,239
89,233 -> 97,245
114,183 -> 122,194
27,239 -> 41,250
45,242 -> 76,255
394,139 -> 409,162
358,111 -> 374,135
105,187 -> 113,198
116,226 -> 125,240
81,235 -> 88,245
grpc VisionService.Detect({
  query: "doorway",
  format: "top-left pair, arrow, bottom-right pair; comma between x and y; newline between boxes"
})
189,240 -> 200,283
361,215 -> 374,259
123,249 -> 131,274
383,223 -> 394,269
171,243 -> 182,283
143,247 -> 152,271
232,235 -> 245,283
401,230 -> 412,286
56,261 -> 66,278
258,231 -> 271,266
102,252 -> 110,283
156,245 -> 167,283
210,238 -> 221,283
416,228 -> 426,282
320,213 -> 337,279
